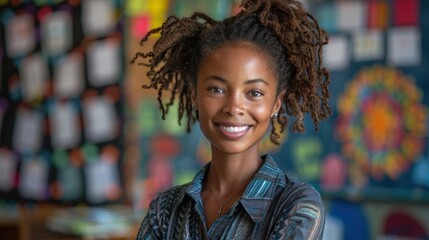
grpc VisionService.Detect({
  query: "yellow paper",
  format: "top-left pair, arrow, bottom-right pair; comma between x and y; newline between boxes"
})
149,0 -> 168,12
125,0 -> 149,17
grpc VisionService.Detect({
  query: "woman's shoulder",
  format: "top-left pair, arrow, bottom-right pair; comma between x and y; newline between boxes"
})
275,175 -> 324,210
151,183 -> 190,207
267,176 -> 326,239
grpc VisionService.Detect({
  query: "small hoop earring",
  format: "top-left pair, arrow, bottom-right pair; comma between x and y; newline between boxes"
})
192,104 -> 197,111
272,113 -> 278,119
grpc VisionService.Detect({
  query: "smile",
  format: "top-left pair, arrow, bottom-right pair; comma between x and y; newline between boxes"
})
220,125 -> 250,133
216,124 -> 252,139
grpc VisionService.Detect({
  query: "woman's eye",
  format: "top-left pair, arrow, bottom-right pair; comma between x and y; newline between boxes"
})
208,87 -> 224,94
249,90 -> 263,97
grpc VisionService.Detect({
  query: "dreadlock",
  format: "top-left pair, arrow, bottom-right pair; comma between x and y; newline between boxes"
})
131,0 -> 331,145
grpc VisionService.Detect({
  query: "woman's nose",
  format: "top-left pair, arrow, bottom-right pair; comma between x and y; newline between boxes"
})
222,93 -> 245,116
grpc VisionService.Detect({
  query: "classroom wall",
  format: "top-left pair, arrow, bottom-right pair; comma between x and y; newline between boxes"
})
0,0 -> 428,239
125,0 -> 429,239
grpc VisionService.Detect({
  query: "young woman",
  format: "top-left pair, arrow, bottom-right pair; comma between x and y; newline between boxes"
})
132,0 -> 331,239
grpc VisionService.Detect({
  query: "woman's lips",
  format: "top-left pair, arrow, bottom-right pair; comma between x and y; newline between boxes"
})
216,124 -> 252,140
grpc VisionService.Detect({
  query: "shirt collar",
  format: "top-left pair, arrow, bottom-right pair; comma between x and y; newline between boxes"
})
184,154 -> 287,222
240,154 -> 286,222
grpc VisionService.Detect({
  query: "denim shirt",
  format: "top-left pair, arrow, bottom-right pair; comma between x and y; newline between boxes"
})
136,155 -> 325,240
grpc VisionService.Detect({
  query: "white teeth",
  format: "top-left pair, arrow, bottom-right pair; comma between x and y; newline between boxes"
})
220,125 -> 249,133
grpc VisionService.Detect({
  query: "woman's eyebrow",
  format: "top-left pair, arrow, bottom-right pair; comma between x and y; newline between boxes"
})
204,75 -> 227,83
245,78 -> 268,86
204,76 -> 268,86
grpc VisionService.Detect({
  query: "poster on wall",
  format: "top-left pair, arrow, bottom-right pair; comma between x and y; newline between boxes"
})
0,1 -> 124,204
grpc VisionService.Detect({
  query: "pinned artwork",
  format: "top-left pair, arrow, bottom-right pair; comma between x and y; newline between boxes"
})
41,11 -> 72,57
393,0 -> 419,26
336,66 -> 427,180
57,163 -> 83,201
353,30 -> 384,62
0,149 -> 17,191
337,1 -> 366,31
125,0 -> 149,17
19,156 -> 49,200
5,13 -> 35,58
137,100 -> 158,136
49,101 -> 80,149
323,36 -> 350,71
0,0 -> 124,204
388,27 -> 421,66
52,151 -> 83,202
20,53 -> 48,102
291,137 -> 323,182
12,108 -> 44,154
85,156 -> 121,204
131,15 -> 151,39
53,52 -> 85,98
82,0 -> 115,37
314,2 -> 337,33
367,0 -> 389,29
87,39 -> 121,87
83,95 -> 118,143
321,153 -> 347,192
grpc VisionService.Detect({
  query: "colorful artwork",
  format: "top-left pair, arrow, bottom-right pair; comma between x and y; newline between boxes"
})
336,65 -> 427,181
0,1 -> 124,204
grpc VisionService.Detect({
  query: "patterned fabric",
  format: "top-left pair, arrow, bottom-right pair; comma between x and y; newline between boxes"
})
136,155 -> 325,240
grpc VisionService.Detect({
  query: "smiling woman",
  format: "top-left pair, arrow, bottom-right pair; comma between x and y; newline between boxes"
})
195,42 -> 282,157
132,0 -> 331,239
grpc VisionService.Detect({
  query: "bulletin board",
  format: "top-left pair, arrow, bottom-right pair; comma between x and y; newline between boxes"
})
126,0 -> 429,211
277,0 -> 429,203
0,0 -> 125,205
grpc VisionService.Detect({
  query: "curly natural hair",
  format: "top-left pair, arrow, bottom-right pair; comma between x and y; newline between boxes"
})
131,0 -> 331,144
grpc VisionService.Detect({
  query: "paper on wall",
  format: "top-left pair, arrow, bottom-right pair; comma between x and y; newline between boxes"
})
82,0 -> 115,37
12,108 -> 43,154
353,30 -> 384,61
393,0 -> 419,26
323,35 -> 350,71
19,156 -> 49,200
41,11 -> 72,56
87,40 -> 120,87
315,2 -> 337,32
387,27 -> 421,66
337,1 -> 366,31
83,95 -> 118,142
50,101 -> 80,149
85,157 -> 120,203
0,150 -> 17,191
59,164 -> 83,201
54,52 -> 85,98
20,53 -> 48,102
6,13 -> 35,58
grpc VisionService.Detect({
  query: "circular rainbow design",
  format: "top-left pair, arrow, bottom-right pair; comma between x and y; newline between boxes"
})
336,66 -> 427,180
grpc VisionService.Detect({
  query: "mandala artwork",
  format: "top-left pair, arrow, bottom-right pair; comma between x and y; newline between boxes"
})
336,66 -> 427,180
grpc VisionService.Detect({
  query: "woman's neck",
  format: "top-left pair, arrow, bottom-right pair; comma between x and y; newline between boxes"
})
207,147 -> 263,195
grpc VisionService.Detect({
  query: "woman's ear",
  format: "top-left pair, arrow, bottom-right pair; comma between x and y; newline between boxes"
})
273,90 -> 286,115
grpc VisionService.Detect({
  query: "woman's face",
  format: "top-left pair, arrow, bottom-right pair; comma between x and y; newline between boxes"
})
193,41 -> 284,155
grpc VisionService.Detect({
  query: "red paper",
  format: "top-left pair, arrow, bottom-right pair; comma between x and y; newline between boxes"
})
393,0 -> 419,26
367,0 -> 389,29
132,15 -> 151,39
